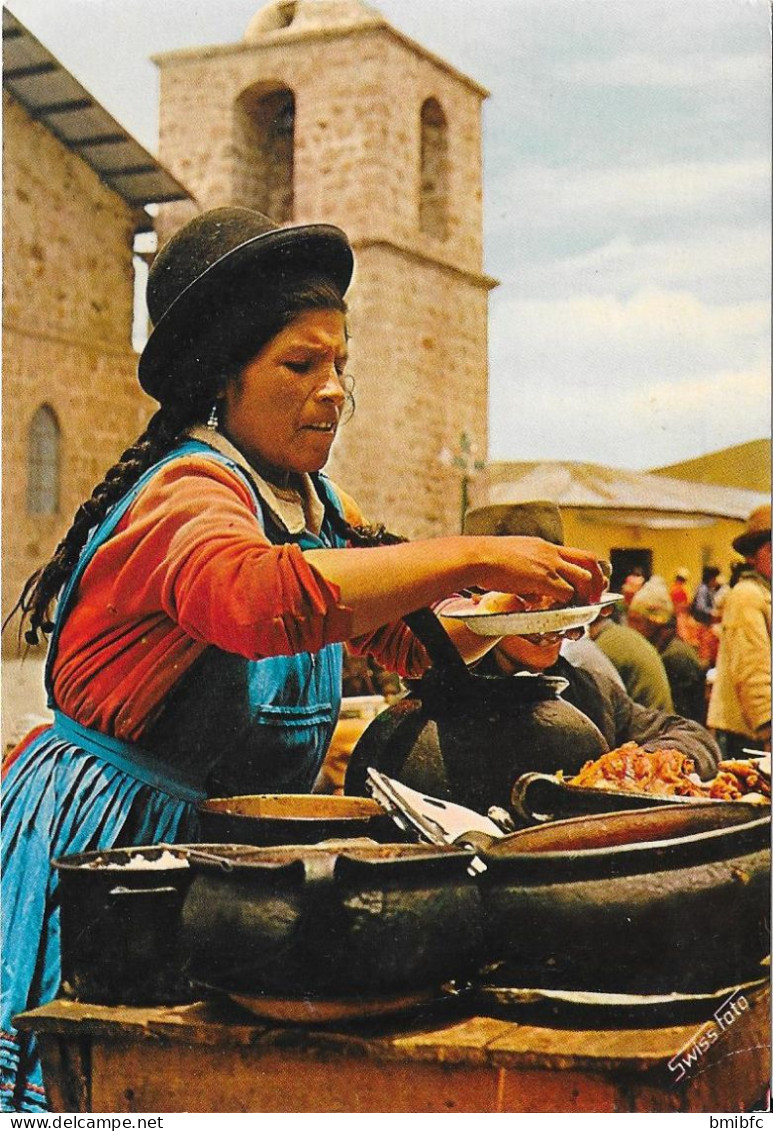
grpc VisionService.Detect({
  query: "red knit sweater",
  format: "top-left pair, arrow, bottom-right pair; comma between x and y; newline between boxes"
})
51,456 -> 430,741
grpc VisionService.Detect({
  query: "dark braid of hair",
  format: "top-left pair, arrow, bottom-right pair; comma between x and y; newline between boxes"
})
321,501 -> 408,549
9,276 -> 350,648
8,399 -> 207,647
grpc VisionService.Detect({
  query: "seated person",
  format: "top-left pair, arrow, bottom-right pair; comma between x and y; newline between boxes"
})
588,608 -> 674,712
627,576 -> 708,725
465,503 -> 720,780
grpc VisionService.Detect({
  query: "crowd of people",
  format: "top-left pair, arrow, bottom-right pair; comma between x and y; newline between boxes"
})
609,506 -> 770,748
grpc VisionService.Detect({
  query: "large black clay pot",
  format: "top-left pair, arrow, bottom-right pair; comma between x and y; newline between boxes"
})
345,609 -> 608,816
179,842 -> 485,1000
54,844 -> 198,1005
475,803 -> 771,995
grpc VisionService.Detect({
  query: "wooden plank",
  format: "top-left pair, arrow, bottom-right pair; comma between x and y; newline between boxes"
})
36,1034 -> 90,1113
498,1065 -> 628,1113
90,1044 -> 504,1113
486,1020 -> 700,1070
20,985 -> 771,1114
390,1015 -> 516,1061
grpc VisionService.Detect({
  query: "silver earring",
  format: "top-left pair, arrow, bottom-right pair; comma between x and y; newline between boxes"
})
206,403 -> 219,431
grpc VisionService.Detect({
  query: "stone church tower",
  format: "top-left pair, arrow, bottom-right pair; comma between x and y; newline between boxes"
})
154,0 -> 494,537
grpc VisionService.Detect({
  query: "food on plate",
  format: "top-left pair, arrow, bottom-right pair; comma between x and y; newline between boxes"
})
710,760 -> 771,802
82,850 -> 190,870
568,743 -> 770,803
569,743 -> 706,797
474,591 -> 562,615
565,741 -> 769,805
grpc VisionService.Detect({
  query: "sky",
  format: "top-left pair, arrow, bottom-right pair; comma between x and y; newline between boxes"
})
5,0 -> 772,471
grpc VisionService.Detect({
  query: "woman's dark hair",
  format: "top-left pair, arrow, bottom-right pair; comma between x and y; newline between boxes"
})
10,275 -> 349,647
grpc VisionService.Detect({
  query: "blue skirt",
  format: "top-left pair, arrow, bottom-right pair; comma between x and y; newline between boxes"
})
0,728 -> 199,1112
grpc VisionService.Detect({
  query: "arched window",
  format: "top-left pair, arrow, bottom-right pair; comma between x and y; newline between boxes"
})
132,229 -> 157,353
234,86 -> 295,222
27,404 -> 60,515
419,98 -> 449,239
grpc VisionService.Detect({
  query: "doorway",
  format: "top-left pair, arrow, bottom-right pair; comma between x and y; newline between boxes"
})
609,548 -> 653,594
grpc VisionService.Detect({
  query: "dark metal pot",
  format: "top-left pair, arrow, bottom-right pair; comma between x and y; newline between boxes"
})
54,844 -> 198,1005
474,803 -> 771,995
179,842 -> 485,999
510,770 -> 700,824
196,793 -> 400,846
345,609 -> 608,815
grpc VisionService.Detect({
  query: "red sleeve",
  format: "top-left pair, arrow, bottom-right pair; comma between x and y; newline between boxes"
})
54,460 -> 432,737
86,457 -> 355,658
328,479 -> 432,678
346,623 -> 431,679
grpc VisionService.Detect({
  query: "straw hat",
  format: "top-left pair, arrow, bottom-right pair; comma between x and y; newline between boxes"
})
732,504 -> 771,557
463,501 -> 565,545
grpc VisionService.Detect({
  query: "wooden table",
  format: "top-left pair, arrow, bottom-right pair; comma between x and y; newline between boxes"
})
16,985 -> 770,1113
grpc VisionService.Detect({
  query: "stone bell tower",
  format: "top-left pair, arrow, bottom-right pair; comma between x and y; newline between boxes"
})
153,0 -> 494,537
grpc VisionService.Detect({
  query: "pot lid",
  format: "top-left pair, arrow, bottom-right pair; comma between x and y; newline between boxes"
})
366,770 -> 513,872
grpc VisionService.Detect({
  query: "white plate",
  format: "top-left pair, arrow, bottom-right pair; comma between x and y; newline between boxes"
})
474,975 -> 769,1022
441,592 -> 622,637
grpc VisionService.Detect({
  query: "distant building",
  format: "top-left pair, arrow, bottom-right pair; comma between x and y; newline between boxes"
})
152,0 -> 495,538
474,454 -> 769,591
2,8 -> 190,741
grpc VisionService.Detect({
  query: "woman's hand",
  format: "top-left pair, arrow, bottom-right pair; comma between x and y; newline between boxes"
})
305,534 -> 605,639
467,536 -> 605,609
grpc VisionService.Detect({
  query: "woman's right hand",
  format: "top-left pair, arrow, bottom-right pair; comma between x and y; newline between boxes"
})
468,536 -> 605,609
305,533 -> 605,640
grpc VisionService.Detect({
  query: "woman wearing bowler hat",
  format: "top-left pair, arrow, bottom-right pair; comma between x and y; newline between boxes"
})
2,207 -> 604,1110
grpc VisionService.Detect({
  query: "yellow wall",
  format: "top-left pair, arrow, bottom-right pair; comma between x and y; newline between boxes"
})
561,511 -> 747,592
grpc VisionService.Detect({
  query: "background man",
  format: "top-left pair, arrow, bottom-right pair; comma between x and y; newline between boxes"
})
708,505 -> 771,758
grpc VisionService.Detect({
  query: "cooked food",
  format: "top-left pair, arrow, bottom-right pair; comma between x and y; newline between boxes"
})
475,591 -> 528,614
710,761 -> 771,802
568,743 -> 770,803
82,850 -> 190,870
475,591 -> 561,615
569,743 -> 706,797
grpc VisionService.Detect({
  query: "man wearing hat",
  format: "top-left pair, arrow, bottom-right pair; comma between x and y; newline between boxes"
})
627,576 -> 708,724
463,503 -> 719,779
707,504 -> 771,758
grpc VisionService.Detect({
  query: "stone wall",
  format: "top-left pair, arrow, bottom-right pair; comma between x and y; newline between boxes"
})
154,6 -> 493,536
2,91 -> 155,671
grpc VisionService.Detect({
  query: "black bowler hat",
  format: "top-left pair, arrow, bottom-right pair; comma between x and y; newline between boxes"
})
138,207 -> 354,402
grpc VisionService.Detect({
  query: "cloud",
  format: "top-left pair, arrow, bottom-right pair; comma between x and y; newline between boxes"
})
487,283 -> 770,466
632,362 -> 770,420
490,288 -> 770,387
491,160 -> 771,237
553,52 -> 769,89
489,358 -> 770,469
500,226 -> 771,305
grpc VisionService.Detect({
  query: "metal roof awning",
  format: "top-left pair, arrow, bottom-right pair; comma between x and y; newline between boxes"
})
2,7 -> 191,209
480,460 -> 769,529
